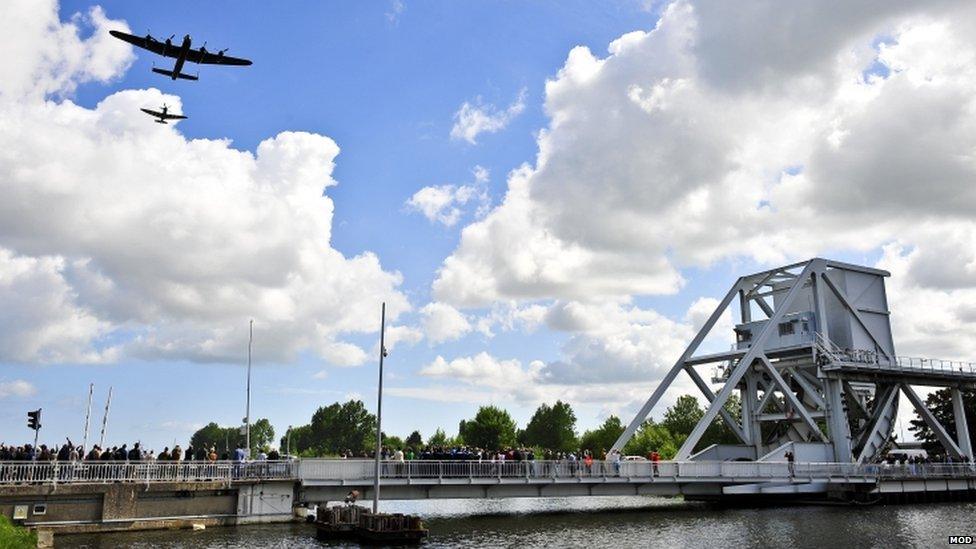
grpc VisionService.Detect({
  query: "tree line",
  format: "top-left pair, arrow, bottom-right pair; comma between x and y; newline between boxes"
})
271,395 -> 741,459
188,389 -> 975,460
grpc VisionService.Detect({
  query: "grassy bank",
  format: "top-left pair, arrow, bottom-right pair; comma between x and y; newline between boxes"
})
0,515 -> 37,549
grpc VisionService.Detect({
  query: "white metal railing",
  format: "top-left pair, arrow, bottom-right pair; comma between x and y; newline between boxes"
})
297,459 -> 976,483
0,460 -> 298,485
815,333 -> 976,376
5,459 -> 973,486
893,356 -> 976,376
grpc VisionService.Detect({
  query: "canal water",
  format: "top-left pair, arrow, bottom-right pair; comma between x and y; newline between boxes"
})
58,496 -> 971,548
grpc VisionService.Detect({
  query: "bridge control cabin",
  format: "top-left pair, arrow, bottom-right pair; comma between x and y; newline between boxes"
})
613,258 -> 976,466
733,262 -> 894,360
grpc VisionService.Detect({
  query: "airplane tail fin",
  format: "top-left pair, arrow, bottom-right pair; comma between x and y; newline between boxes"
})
151,67 -> 199,81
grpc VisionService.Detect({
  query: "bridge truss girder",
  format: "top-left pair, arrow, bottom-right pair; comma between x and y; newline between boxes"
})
611,258 -> 974,463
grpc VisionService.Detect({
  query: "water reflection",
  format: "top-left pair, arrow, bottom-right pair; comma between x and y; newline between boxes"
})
58,497 -> 973,548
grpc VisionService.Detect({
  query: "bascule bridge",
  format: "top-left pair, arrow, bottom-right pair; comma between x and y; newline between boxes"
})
5,259 -> 976,536
612,258 -> 976,464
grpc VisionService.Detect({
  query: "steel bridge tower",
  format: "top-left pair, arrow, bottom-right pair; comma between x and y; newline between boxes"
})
612,258 -> 976,463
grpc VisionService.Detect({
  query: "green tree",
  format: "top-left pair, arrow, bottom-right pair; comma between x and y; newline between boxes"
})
367,432 -> 405,452
427,428 -> 449,447
287,400 -> 377,456
702,394 -> 743,448
280,424 -> 312,456
190,418 -> 276,455
250,418 -> 275,454
190,422 -> 241,453
623,420 -> 679,459
909,388 -> 976,456
579,416 -> 624,456
661,394 -> 742,452
522,401 -> 578,452
406,430 -> 423,449
311,400 -> 376,454
663,395 -> 704,439
458,406 -> 518,449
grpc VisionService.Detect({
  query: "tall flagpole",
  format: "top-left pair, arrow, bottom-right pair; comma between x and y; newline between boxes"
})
82,383 -> 94,454
372,302 -> 387,513
98,386 -> 113,449
246,319 -> 253,459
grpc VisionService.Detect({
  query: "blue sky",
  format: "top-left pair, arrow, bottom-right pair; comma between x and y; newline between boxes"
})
2,0 -> 670,450
2,0 -> 974,453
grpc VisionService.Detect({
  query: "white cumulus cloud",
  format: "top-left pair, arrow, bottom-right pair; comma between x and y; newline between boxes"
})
0,380 -> 37,398
406,166 -> 491,227
420,302 -> 471,345
0,1 -> 410,366
434,0 -> 976,324
450,88 -> 527,144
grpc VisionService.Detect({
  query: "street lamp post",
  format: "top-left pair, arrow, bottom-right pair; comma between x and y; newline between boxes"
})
245,319 -> 253,458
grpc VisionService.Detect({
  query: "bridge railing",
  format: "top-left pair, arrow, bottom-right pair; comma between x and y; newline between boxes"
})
297,459 -> 976,482
0,460 -> 298,485
299,459 -> 796,481
5,459 -> 973,485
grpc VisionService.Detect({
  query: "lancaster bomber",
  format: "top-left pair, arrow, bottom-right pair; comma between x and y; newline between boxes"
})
109,30 -> 252,81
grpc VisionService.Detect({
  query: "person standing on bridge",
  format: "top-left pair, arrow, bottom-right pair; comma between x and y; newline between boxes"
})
127,443 -> 141,461
785,450 -> 795,477
651,450 -> 660,477
395,447 -> 405,476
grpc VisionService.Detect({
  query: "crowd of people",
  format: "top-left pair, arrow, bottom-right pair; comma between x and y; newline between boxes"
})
352,445 -> 629,477
0,438 -> 284,462
341,445 -> 623,465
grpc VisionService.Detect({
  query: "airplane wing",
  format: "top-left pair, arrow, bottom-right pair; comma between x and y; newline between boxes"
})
163,114 -> 188,120
110,30 -> 171,57
183,48 -> 252,66
140,108 -> 163,117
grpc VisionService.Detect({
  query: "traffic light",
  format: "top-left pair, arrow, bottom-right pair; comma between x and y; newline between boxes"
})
27,409 -> 41,431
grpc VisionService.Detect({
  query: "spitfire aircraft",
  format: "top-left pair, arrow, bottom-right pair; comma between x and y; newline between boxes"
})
109,30 -> 252,81
140,104 -> 187,124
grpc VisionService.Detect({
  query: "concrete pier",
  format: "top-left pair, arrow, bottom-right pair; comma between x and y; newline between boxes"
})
0,479 -> 296,534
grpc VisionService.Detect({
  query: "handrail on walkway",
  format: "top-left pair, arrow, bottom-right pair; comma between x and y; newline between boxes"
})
815,333 -> 976,375
297,459 -> 976,483
2,459 -> 974,486
0,460 -> 298,485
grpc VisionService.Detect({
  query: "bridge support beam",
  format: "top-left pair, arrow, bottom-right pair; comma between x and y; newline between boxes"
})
951,387 -> 974,461
823,378 -> 852,462
902,384 -> 965,459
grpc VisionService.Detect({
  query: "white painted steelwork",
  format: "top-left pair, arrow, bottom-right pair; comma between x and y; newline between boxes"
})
0,460 -> 298,485
611,258 -> 976,465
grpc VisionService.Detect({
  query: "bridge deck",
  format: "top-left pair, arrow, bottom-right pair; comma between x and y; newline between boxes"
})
297,459 -> 976,486
2,459 -> 974,488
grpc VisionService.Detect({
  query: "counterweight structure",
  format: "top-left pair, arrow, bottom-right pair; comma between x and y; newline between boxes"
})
612,258 -> 976,463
